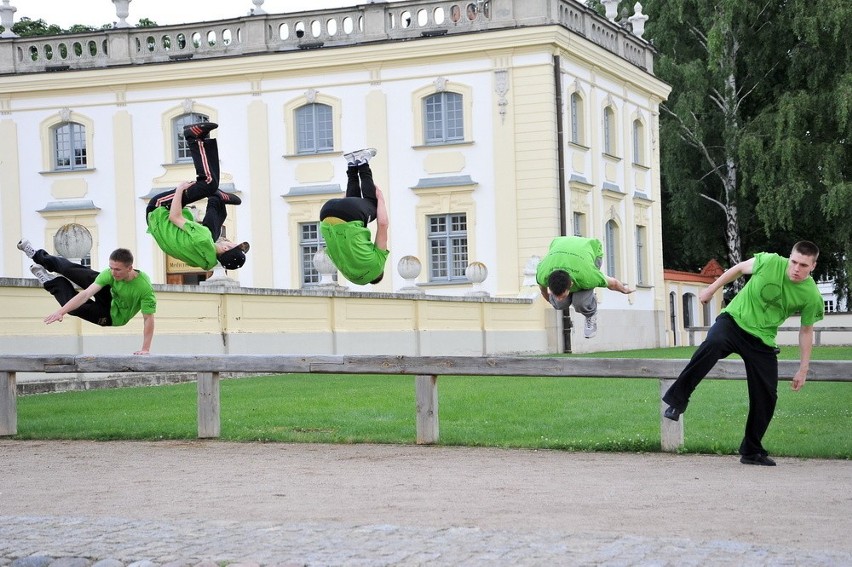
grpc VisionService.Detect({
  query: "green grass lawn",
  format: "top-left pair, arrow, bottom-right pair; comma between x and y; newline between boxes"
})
12,346 -> 852,459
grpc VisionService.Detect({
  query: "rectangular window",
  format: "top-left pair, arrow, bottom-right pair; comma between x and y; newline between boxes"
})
572,212 -> 585,237
299,222 -> 334,285
605,220 -> 617,278
635,225 -> 647,285
174,113 -> 211,163
425,92 -> 464,144
296,103 -> 334,154
54,123 -> 87,171
428,213 -> 468,281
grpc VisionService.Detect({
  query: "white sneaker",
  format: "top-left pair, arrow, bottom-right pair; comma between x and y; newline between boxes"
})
30,264 -> 57,285
17,239 -> 37,259
344,147 -> 377,166
584,314 -> 598,339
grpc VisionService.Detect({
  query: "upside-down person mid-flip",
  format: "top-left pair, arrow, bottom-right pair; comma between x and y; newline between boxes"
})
319,148 -> 389,285
145,122 -> 249,272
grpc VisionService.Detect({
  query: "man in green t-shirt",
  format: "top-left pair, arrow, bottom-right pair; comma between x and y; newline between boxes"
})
18,240 -> 157,355
146,122 -> 249,272
663,241 -> 825,466
536,236 -> 634,338
319,148 -> 389,285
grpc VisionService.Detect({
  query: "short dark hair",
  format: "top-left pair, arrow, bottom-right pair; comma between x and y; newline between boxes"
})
370,272 -> 384,285
793,241 -> 819,260
109,248 -> 134,266
547,270 -> 572,296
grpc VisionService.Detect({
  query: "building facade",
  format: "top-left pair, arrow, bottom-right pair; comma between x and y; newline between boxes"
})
0,0 -> 672,352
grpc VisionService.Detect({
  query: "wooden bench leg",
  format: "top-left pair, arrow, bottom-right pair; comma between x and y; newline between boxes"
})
415,374 -> 438,444
197,371 -> 220,438
0,371 -> 16,436
660,378 -> 683,452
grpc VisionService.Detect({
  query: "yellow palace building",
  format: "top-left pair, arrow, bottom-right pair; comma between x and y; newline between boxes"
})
0,0 -> 672,357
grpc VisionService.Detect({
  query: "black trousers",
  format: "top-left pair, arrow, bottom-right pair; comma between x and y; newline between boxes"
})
319,163 -> 377,225
34,250 -> 112,326
663,313 -> 780,456
145,137 -> 227,241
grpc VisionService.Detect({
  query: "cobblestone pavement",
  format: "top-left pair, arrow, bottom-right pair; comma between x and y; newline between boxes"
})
1,441 -> 850,566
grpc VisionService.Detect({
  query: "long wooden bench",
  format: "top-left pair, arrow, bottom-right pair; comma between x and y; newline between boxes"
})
1,355 -> 849,451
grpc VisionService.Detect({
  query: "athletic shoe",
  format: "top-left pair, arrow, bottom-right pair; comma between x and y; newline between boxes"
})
663,406 -> 682,421
740,453 -> 776,466
17,239 -> 36,259
30,264 -> 57,284
584,314 -> 597,339
183,122 -> 218,139
344,147 -> 377,167
217,191 -> 242,205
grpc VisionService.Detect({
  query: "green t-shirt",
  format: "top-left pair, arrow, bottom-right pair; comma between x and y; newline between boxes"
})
723,252 -> 824,347
94,269 -> 157,327
536,236 -> 607,292
147,207 -> 218,271
321,220 -> 389,285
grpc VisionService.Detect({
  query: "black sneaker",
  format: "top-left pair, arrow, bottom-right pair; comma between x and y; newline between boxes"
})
663,405 -> 682,421
183,122 -> 218,139
740,453 -> 776,466
217,191 -> 241,205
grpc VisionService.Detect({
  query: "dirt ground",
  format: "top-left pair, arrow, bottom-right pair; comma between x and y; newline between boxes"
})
1,440 -> 850,555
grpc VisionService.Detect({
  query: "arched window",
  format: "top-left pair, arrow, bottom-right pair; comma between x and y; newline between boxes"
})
632,119 -> 646,165
570,92 -> 584,145
295,103 -> 334,154
53,122 -> 87,171
424,91 -> 464,144
172,112 -> 211,163
682,293 -> 696,328
669,291 -> 678,346
603,106 -> 616,155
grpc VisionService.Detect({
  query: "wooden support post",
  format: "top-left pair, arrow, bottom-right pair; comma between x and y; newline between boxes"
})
660,378 -> 683,452
415,374 -> 438,444
197,371 -> 220,438
0,371 -> 16,436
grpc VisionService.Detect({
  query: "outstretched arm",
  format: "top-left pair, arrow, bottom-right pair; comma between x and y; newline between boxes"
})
791,325 -> 814,391
44,282 -> 102,324
168,181 -> 193,229
605,276 -> 634,294
698,257 -> 755,304
374,186 -> 389,251
135,313 -> 155,355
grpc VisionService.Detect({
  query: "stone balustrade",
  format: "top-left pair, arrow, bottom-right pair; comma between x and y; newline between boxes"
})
0,0 -> 654,75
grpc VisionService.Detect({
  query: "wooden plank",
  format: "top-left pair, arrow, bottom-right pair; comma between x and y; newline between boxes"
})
415,374 -> 438,444
0,355 -> 849,381
0,371 -> 16,436
659,379 -> 683,452
0,355 -> 75,372
197,371 -> 220,438
72,354 -> 341,374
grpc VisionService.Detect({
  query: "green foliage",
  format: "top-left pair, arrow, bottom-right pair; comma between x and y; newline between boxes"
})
14,347 -> 852,459
643,0 -> 851,303
10,17 -> 63,36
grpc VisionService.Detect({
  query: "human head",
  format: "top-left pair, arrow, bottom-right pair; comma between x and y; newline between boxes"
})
787,241 -> 819,283
369,272 -> 384,285
216,240 -> 250,270
547,270 -> 573,310
548,270 -> 572,297
108,248 -> 135,281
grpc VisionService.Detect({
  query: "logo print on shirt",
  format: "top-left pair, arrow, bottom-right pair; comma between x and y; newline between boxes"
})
759,283 -> 783,312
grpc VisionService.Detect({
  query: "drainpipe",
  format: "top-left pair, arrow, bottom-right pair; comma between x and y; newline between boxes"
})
553,54 -> 572,353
